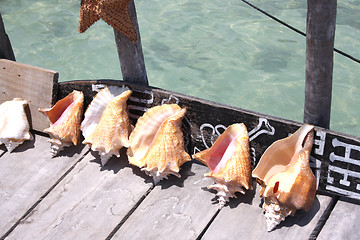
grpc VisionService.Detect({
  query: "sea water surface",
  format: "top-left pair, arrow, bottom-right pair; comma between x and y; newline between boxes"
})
1,0 -> 360,137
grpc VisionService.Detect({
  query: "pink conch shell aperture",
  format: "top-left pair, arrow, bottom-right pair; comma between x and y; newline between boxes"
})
127,104 -> 191,184
39,90 -> 84,157
252,124 -> 317,231
192,123 -> 252,208
81,86 -> 132,166
0,98 -> 33,152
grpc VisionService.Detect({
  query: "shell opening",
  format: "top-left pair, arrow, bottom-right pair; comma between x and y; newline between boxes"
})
208,131 -> 243,173
53,101 -> 76,126
47,94 -> 76,125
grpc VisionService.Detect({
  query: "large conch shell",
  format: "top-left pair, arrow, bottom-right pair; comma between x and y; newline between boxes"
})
0,98 -> 32,152
127,104 -> 191,184
192,123 -> 253,208
252,124 -> 316,231
39,90 -> 84,157
82,86 -> 132,166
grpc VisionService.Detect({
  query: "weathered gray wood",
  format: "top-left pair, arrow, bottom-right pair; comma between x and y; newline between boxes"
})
6,149 -> 152,239
0,134 -> 87,236
0,13 -> 15,61
0,59 -> 58,132
114,1 -> 148,86
317,199 -> 360,240
304,0 -> 337,129
112,162 -> 219,239
201,185 -> 333,239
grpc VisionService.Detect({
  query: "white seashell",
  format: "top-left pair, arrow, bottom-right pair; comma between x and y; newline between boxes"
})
0,98 -> 33,152
81,86 -> 132,166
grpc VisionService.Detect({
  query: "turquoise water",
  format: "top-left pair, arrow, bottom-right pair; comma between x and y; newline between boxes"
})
1,0 -> 360,136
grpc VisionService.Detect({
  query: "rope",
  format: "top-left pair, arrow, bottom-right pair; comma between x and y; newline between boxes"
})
241,0 -> 360,64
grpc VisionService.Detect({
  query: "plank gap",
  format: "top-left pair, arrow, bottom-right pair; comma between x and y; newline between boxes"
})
30,129 -> 50,138
308,195 -> 339,240
105,185 -> 155,240
0,147 -> 90,239
196,208 -> 221,240
0,149 -> 6,158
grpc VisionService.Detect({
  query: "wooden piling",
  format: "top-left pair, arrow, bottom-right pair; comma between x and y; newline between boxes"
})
114,1 -> 148,86
304,0 -> 337,129
0,13 -> 15,61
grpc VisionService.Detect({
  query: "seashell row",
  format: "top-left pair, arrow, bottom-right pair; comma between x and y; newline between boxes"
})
0,98 -> 33,152
82,86 -> 132,166
127,104 -> 191,184
40,90 -> 84,157
192,123 -> 253,208
252,124 -> 317,232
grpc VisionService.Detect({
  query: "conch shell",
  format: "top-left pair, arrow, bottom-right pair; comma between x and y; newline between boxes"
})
39,90 -> 84,157
252,124 -> 316,231
0,98 -> 32,152
192,123 -> 252,208
81,86 -> 132,166
127,104 -> 191,184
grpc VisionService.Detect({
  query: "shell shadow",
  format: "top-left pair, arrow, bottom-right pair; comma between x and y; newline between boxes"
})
277,195 -> 321,230
128,163 -> 153,185
156,161 -> 195,190
10,133 -> 36,153
88,147 -> 152,182
228,181 -> 256,209
55,144 -> 87,158
201,179 -> 256,208
89,148 -> 129,174
259,195 -> 321,232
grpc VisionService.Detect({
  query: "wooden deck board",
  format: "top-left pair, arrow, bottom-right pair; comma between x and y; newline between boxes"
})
0,134 -> 87,235
0,59 -> 58,132
317,199 -> 360,240
6,149 -> 153,240
201,185 -> 333,240
111,162 -> 220,240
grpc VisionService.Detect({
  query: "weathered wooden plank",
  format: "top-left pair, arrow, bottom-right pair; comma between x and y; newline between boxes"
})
57,80 -> 360,201
0,59 -> 58,132
0,133 -> 87,236
111,162 -> 219,239
201,185 -> 333,240
6,149 -> 152,239
317,199 -> 360,240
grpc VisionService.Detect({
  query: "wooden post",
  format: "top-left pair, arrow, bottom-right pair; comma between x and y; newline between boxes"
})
0,13 -> 15,61
304,0 -> 337,129
114,1 -> 148,86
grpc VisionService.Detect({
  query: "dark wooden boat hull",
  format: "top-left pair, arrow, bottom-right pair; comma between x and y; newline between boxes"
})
58,80 -> 360,201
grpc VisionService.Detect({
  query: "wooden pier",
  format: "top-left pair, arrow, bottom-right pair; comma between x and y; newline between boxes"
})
0,133 -> 359,240
1,1 -> 359,237
1,59 -> 360,239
